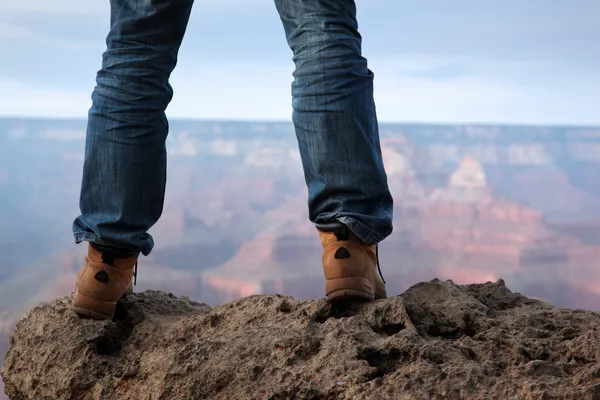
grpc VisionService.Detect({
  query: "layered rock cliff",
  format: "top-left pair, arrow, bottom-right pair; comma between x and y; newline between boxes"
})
3,279 -> 600,400
385,155 -> 600,291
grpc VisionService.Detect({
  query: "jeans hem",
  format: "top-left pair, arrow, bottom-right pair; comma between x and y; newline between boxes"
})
328,215 -> 391,245
73,231 -> 153,256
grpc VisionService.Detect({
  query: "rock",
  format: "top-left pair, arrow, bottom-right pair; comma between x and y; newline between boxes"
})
449,155 -> 488,189
2,280 -> 600,400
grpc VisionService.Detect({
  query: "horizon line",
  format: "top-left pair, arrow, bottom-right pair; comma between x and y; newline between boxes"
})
0,115 -> 599,129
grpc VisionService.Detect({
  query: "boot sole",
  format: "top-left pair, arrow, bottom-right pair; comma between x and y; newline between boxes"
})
71,287 -> 132,320
326,277 -> 387,302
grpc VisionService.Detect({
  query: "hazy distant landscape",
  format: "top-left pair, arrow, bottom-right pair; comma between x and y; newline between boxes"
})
2,117 -> 600,391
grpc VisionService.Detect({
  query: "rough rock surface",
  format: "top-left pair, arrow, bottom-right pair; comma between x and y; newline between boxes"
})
2,279 -> 600,400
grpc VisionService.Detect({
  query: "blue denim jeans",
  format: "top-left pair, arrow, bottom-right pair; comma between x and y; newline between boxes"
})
73,0 -> 394,256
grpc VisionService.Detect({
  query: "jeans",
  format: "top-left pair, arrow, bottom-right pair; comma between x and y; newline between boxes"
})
73,0 -> 394,256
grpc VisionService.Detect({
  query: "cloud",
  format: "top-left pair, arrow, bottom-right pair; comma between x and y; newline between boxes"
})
166,56 -> 600,125
0,22 -> 31,39
0,0 -> 105,15
400,63 -> 474,82
0,22 -> 96,50
2,55 -> 599,126
358,0 -> 600,63
370,57 -> 600,125
0,80 -> 90,117
166,61 -> 294,121
0,0 -> 266,16
1,0 -> 599,126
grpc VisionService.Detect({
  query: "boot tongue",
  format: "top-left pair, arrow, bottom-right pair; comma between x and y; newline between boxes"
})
88,244 -> 138,269
103,252 -> 138,269
317,225 -> 361,247
101,251 -> 119,266
333,225 -> 351,241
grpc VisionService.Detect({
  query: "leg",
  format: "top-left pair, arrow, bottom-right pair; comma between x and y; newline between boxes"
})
275,0 -> 393,302
274,0 -> 393,245
72,0 -> 194,257
71,0 -> 194,320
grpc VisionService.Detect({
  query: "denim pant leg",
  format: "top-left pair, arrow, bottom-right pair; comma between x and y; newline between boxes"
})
274,0 -> 394,245
72,0 -> 194,256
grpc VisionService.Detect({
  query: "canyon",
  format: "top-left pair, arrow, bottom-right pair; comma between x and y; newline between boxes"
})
1,119 -> 600,399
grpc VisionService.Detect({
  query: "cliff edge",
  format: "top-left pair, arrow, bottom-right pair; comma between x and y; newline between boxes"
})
2,279 -> 600,400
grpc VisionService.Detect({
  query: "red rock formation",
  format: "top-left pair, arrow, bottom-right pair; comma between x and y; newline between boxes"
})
391,155 -> 600,289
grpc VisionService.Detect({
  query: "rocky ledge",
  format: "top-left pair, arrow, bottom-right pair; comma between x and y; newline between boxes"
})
2,279 -> 600,400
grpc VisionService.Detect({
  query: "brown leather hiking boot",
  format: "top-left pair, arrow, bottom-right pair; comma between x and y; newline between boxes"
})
71,243 -> 139,320
318,226 -> 387,302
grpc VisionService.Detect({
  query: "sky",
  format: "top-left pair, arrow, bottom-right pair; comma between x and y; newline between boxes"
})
0,0 -> 599,125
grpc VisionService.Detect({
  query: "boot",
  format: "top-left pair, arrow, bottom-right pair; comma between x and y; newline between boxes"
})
318,226 -> 387,302
71,243 -> 139,320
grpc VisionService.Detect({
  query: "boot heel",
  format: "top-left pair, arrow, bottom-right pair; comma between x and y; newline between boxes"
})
326,277 -> 374,302
71,291 -> 117,320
